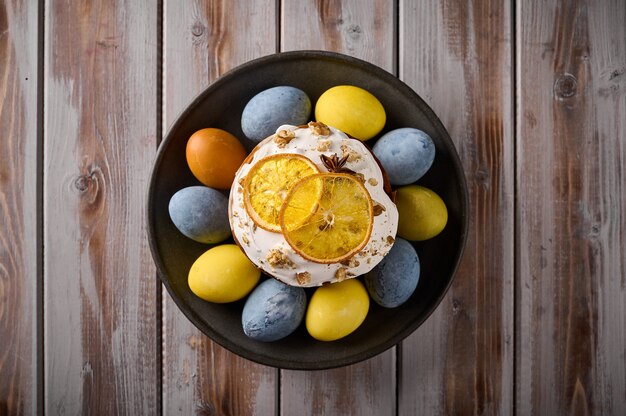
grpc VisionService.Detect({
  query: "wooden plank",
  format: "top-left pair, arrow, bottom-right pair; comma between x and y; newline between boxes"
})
0,1 -> 39,415
162,1 -> 278,414
516,0 -> 626,414
398,0 -> 515,414
280,1 -> 397,415
43,1 -> 159,413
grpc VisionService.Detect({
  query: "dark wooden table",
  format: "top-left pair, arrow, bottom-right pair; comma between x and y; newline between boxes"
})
2,0 -> 625,414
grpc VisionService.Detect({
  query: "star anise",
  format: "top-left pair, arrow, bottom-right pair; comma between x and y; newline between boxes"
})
320,153 -> 356,175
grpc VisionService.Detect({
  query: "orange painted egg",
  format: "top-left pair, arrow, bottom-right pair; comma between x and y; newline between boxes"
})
186,128 -> 247,190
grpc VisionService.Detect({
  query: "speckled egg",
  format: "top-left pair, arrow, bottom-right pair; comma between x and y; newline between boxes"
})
241,86 -> 311,142
168,186 -> 230,244
242,278 -> 307,342
364,238 -> 420,308
372,128 -> 435,185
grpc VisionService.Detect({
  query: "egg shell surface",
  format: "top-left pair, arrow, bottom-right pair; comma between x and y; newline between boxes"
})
186,128 -> 247,189
168,186 -> 230,244
242,278 -> 307,342
365,238 -> 420,308
188,245 -> 260,303
305,279 -> 370,341
241,86 -> 311,142
372,128 -> 435,185
314,85 -> 385,141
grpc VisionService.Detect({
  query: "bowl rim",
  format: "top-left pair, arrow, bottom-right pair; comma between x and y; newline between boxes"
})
147,49 -> 470,370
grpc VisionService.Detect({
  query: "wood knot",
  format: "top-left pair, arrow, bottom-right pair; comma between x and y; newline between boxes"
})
452,298 -> 462,314
345,24 -> 362,39
73,165 -> 105,207
191,22 -> 205,37
554,74 -> 577,99
74,175 -> 93,193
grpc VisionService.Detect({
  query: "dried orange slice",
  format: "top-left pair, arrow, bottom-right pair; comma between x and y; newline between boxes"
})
244,154 -> 320,232
280,173 -> 374,263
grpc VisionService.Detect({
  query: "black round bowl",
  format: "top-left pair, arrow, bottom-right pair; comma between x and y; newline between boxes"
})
147,50 -> 469,370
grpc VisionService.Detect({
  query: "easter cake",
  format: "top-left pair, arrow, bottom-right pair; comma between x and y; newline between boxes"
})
229,122 -> 399,287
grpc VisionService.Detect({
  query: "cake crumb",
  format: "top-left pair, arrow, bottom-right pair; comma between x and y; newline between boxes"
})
316,138 -> 332,152
367,178 -> 378,186
295,271 -> 311,285
241,234 -> 250,245
238,177 -> 245,186
352,172 -> 366,184
274,129 -> 296,148
334,267 -> 348,282
308,121 -> 330,136
386,235 -> 395,245
341,142 -> 362,162
266,248 -> 295,269
237,186 -> 243,193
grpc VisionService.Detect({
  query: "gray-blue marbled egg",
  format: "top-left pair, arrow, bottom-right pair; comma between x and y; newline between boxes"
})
242,278 -> 307,342
372,128 -> 435,185
168,186 -> 230,244
364,238 -> 420,308
241,86 -> 311,142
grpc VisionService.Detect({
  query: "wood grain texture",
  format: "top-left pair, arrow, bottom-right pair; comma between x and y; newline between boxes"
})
281,0 -> 395,73
0,1 -> 39,415
516,0 -> 626,414
280,1 -> 397,415
162,1 -> 278,414
43,1 -> 159,413
398,0 -> 514,414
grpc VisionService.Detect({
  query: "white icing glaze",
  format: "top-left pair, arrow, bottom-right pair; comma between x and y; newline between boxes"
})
229,124 -> 398,287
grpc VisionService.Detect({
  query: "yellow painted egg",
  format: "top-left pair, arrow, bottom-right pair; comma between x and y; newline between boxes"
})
396,185 -> 448,241
188,244 -> 260,303
314,85 -> 386,141
306,279 -> 369,341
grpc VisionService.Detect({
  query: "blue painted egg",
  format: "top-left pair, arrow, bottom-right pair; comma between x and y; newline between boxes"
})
364,238 -> 420,308
242,278 -> 307,342
241,86 -> 311,142
372,128 -> 435,185
168,186 -> 230,244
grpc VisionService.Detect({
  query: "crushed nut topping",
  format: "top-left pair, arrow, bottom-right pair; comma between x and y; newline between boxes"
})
367,178 -> 378,186
334,267 -> 348,282
341,142 -> 362,162
386,235 -> 395,245
372,201 -> 386,216
340,258 -> 360,268
266,248 -> 295,269
295,271 -> 311,285
308,121 -> 330,136
274,129 -> 296,148
316,138 -> 332,152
